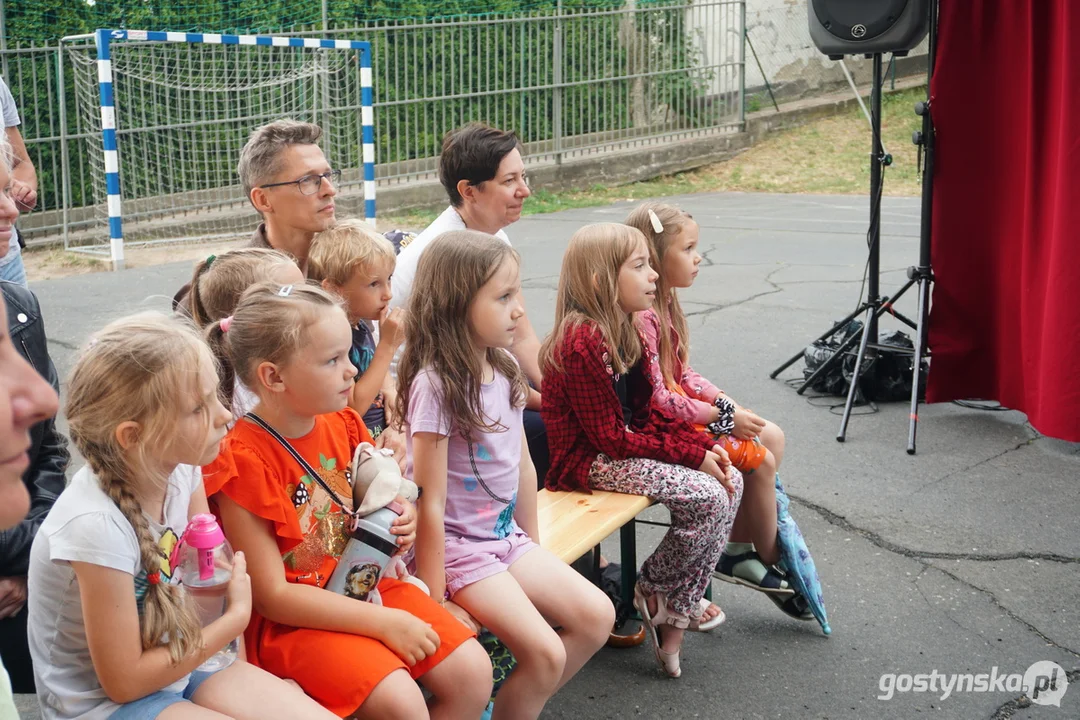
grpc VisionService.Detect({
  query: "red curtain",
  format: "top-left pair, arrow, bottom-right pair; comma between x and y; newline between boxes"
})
927,0 -> 1080,441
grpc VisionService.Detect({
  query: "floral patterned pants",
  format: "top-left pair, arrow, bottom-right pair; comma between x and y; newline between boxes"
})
588,454 -> 744,617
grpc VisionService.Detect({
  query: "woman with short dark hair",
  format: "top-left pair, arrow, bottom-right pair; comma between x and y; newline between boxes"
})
392,123 -> 551,483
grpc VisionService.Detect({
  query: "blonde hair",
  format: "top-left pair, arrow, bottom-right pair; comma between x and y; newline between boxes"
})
188,248 -> 297,328
540,223 -> 647,376
65,313 -> 210,665
307,219 -> 396,287
205,281 -> 344,405
0,133 -> 12,174
625,202 -> 695,390
395,231 -> 526,439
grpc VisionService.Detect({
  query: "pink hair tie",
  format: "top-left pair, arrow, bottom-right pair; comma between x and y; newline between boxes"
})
219,316 -> 233,333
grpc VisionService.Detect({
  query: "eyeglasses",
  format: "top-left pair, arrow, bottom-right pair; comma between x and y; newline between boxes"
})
259,169 -> 341,196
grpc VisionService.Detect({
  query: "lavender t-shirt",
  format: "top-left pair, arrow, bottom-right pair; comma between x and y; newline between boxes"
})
405,366 -> 523,542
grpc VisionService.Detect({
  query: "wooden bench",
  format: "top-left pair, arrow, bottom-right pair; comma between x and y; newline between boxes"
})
537,488 -> 651,617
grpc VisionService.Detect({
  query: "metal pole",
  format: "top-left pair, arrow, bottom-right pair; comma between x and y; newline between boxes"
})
1,0 -> 9,82
58,45 -> 71,251
96,29 -> 125,271
839,58 -> 888,158
745,29 -> 778,113
360,44 -> 376,227
908,0 -> 938,455
867,53 -> 883,342
738,0 -> 746,125
553,0 -> 564,165
321,0 -> 330,130
836,53 -> 884,442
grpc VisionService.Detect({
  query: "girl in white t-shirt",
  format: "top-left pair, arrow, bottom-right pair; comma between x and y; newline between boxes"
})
27,313 -> 335,720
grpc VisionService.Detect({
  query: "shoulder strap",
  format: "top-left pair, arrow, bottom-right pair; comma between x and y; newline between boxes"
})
244,412 -> 351,511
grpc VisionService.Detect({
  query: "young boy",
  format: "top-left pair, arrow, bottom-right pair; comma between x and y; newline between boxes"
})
308,220 -> 405,463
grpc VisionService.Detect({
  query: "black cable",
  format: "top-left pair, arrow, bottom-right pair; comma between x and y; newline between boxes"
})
851,169 -> 885,315
784,378 -> 879,416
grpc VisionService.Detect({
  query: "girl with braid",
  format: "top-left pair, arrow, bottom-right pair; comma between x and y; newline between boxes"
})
27,313 -> 335,719
399,231 -> 613,720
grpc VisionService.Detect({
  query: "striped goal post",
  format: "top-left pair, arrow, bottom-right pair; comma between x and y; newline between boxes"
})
93,29 -> 375,270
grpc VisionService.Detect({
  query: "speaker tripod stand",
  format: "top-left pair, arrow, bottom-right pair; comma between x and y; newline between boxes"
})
770,43 -> 936,452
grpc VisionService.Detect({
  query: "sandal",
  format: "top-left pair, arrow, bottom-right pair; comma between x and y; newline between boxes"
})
687,597 -> 725,632
632,585 -> 686,678
715,549 -> 795,596
769,591 -> 816,621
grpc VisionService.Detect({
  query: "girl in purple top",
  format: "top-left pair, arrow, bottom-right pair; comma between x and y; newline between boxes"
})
398,231 -> 613,720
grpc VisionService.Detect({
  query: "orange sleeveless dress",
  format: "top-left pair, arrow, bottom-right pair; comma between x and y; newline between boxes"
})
203,408 -> 474,717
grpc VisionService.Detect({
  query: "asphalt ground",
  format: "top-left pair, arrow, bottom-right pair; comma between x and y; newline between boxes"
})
17,192 -> 1080,719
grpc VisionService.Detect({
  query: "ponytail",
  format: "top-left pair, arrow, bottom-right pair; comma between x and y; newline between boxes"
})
204,319 -> 236,408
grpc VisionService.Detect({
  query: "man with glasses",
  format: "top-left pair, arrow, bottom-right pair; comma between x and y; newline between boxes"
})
173,119 -> 338,312
238,119 -> 339,272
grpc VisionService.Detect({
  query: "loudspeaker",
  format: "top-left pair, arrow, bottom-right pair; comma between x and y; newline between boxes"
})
809,0 -> 930,59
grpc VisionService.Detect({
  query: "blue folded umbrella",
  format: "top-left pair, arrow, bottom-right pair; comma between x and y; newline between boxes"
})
774,475 -> 831,635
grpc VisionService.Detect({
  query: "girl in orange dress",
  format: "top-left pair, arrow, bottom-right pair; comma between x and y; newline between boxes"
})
202,281 -> 492,719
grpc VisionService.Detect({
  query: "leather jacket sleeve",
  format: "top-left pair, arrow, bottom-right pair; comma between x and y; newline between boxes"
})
0,282 -> 69,576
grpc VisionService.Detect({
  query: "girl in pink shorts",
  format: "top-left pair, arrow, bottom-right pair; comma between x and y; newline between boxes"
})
398,231 -> 614,720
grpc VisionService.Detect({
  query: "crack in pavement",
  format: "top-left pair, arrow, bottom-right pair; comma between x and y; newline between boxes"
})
47,338 -> 80,351
698,244 -> 721,268
522,273 -> 559,283
685,266 -> 786,319
989,669 -> 1080,719
787,492 -> 1080,565
912,565 -> 985,639
928,561 -> 1080,659
915,435 -> 1040,493
789,490 -> 1080,690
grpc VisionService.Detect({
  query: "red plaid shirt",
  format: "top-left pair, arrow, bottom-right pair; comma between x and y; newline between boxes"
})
541,321 -> 716,491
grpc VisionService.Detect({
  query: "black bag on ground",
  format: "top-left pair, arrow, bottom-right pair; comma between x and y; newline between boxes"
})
802,320 -> 927,403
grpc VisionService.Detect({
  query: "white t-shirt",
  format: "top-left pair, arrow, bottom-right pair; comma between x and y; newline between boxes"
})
389,207 -> 512,378
389,205 -> 511,313
27,464 -> 202,720
231,378 -> 258,426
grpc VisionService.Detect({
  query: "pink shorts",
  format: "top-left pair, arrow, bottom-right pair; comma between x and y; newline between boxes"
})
443,531 -> 538,598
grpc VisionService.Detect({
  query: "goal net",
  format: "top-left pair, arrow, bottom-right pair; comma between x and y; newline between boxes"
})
65,30 -> 375,266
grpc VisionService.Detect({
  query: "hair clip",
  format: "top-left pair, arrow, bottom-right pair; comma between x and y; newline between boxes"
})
205,254 -> 216,268
278,284 -> 294,297
219,316 -> 233,333
647,209 -> 664,234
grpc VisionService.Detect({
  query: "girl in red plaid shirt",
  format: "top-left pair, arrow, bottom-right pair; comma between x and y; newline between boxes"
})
540,223 -> 744,678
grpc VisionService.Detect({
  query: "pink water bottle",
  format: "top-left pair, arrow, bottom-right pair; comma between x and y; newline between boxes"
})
177,513 -> 238,671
